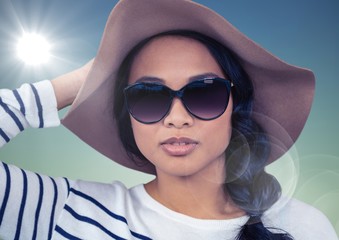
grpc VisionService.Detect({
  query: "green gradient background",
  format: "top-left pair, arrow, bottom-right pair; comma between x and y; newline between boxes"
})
0,0 -> 338,236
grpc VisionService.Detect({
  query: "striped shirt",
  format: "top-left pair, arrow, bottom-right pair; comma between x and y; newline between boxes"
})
0,81 -> 337,240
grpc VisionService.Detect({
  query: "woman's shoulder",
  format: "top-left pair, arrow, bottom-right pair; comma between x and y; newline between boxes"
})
65,180 -> 146,218
69,179 -> 146,205
72,179 -> 130,196
263,196 -> 338,240
266,196 -> 322,217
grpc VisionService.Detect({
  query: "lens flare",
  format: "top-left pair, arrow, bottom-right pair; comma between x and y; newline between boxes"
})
16,33 -> 51,66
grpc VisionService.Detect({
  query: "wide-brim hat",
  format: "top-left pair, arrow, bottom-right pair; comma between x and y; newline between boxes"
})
62,0 -> 315,175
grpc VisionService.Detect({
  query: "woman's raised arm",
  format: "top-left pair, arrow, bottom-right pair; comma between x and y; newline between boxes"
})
0,58 -> 93,146
51,58 -> 94,110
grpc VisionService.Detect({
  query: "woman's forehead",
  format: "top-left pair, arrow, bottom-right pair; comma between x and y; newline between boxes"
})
128,36 -> 225,86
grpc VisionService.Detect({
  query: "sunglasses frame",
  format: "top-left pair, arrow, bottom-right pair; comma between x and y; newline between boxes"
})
124,77 -> 233,124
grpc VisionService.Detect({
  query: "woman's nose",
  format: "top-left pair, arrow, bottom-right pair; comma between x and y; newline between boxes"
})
163,98 -> 194,128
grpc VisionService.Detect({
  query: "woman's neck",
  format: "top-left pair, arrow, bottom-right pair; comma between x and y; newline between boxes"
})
144,172 -> 245,220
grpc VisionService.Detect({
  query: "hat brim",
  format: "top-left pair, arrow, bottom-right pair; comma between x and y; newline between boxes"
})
62,0 -> 315,175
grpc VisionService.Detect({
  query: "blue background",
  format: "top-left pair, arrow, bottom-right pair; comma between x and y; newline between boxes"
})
0,0 -> 338,235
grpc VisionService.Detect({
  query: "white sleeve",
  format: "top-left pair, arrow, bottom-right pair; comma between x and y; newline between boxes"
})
0,161 -> 73,240
0,80 -> 60,147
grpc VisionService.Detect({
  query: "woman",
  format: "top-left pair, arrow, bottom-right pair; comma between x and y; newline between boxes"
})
0,0 -> 337,239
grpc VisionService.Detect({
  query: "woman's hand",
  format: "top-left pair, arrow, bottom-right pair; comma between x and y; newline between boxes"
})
51,58 -> 94,110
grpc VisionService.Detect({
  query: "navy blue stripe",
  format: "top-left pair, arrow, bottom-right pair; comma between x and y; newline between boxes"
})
70,188 -> 128,223
29,84 -> 44,128
14,169 -> 28,240
13,89 -> 25,115
131,231 -> 153,240
64,177 -> 70,196
69,188 -> 151,240
0,162 -> 11,225
0,128 -> 10,143
0,97 -> 24,131
48,177 -> 58,240
32,173 -> 44,240
55,225 -> 82,240
64,205 -> 127,240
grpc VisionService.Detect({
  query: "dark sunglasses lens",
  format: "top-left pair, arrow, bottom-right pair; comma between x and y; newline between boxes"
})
183,80 -> 230,120
125,85 -> 171,123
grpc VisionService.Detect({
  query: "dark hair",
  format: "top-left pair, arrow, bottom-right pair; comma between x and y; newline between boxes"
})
113,30 -> 293,240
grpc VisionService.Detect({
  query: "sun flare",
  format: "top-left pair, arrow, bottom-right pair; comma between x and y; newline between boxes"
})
16,33 -> 51,66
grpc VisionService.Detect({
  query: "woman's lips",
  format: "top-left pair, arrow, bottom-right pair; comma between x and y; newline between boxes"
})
160,137 -> 198,156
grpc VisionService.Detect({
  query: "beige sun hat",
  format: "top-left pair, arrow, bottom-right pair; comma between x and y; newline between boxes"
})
62,0 -> 315,175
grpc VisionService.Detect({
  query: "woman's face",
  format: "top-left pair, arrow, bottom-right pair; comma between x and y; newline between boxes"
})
128,36 -> 233,180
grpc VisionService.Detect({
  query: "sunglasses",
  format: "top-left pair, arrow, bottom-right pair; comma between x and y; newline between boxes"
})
124,77 -> 233,124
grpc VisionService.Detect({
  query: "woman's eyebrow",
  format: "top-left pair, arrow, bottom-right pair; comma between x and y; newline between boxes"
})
134,73 -> 221,84
135,76 -> 164,84
188,73 -> 221,82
